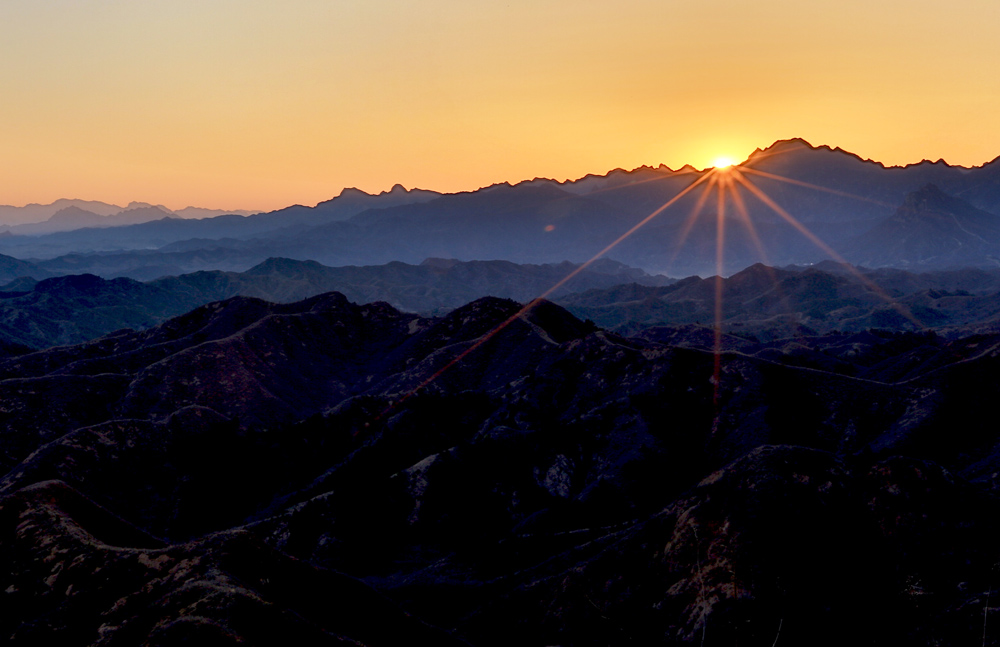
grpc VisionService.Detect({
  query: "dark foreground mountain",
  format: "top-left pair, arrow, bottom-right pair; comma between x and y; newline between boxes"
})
0,481 -> 466,646
3,291 -> 1000,644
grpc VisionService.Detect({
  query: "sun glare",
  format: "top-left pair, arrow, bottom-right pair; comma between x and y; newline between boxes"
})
387,147 -> 927,420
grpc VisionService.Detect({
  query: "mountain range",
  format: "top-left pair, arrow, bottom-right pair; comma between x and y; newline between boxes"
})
1,139 -> 1000,279
6,140 -> 1000,644
0,256 -> 667,349
4,254 -> 1000,351
0,199 -> 259,228
3,288 -> 1000,644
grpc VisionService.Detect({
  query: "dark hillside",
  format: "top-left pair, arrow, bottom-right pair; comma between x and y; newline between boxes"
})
1,289 -> 1000,643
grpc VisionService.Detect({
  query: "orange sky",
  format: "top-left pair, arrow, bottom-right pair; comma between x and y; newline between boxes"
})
2,0 -> 998,212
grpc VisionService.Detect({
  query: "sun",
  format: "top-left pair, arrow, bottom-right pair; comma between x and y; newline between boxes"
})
712,156 -> 735,169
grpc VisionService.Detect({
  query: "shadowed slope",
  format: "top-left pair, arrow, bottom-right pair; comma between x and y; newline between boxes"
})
2,290 -> 1000,644
849,184 -> 1000,268
0,480 -> 468,646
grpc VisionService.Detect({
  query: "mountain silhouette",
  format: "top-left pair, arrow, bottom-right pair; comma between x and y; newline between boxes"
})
1,290 -> 1000,642
6,139 -> 1000,644
0,257 -> 668,349
2,140 -> 1000,278
848,184 -> 1000,268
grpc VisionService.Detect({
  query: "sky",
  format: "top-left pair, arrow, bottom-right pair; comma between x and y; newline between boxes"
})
2,0 -> 999,212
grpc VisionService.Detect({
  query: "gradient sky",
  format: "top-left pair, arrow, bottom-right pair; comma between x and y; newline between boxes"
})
2,0 -> 999,211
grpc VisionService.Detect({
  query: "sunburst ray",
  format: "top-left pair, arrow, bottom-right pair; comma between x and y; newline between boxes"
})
713,176 -> 727,408
732,169 -> 926,329
740,166 -> 894,208
379,170 -> 716,417
664,174 -> 718,273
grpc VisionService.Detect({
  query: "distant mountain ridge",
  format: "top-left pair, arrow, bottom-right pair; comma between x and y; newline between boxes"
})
269,183 -> 442,226
0,199 -> 258,229
3,254 -> 1000,351
6,205 -> 182,236
0,185 -> 443,261
847,183 -> 1000,268
2,140 -> 1000,276
561,261 -> 1000,338
0,256 -> 669,349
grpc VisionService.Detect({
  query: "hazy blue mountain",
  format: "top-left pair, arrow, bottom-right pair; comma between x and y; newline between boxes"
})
35,245 -> 265,281
0,199 -> 258,229
0,185 -> 440,260
742,138 -> 1000,217
8,205 -> 181,236
558,261 -> 1000,338
266,183 -> 442,226
0,252 -> 52,283
6,253 -> 1000,351
0,276 -> 38,292
0,198 -> 124,226
846,184 -> 1000,269
30,206 -> 108,231
0,257 -> 668,349
3,139 -> 1000,278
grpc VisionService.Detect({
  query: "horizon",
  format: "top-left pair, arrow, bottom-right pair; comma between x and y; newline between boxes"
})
2,1 -> 998,211
4,137 -> 1000,214
5,2 -> 1000,637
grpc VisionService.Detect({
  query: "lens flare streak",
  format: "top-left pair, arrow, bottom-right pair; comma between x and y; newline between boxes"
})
740,166 -> 895,208
665,175 -> 718,273
726,179 -> 772,269
724,179 -> 794,323
713,176 -> 726,410
376,159 -> 928,428
732,169 -> 926,329
379,170 -> 715,418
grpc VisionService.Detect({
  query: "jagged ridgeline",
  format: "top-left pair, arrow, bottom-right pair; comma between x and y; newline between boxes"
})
4,138 -> 1000,645
0,256 -> 668,349
2,256 -> 1000,351
2,286 -> 1000,645
2,139 -> 1000,280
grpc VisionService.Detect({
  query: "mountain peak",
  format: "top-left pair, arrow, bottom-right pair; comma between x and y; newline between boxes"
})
902,158 -> 959,170
125,201 -> 173,214
744,138 -> 817,163
337,187 -> 371,198
769,137 -> 816,151
46,206 -> 103,224
420,257 -> 460,270
848,183 -> 1000,268
902,183 -> 955,210
336,185 -> 416,199
244,257 -> 325,276
889,184 -> 992,230
896,183 -> 994,221
117,205 -> 178,220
